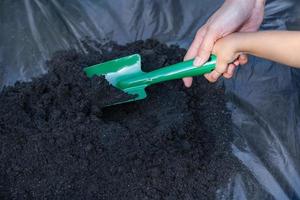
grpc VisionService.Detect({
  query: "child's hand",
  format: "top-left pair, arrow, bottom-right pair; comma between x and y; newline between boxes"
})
205,34 -> 248,82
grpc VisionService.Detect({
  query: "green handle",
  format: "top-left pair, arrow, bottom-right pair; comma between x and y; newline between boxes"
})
119,55 -> 217,88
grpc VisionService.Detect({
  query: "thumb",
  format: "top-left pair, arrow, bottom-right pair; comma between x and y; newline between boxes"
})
193,28 -> 218,67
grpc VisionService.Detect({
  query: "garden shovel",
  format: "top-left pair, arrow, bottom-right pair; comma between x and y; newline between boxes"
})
83,54 -> 217,106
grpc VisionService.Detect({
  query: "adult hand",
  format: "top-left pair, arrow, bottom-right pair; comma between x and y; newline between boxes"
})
183,0 -> 265,86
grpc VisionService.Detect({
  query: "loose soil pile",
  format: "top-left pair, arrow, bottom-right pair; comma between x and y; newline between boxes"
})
0,39 -> 240,199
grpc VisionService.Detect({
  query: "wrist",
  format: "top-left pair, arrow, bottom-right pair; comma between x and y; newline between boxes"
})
232,33 -> 254,55
225,33 -> 242,55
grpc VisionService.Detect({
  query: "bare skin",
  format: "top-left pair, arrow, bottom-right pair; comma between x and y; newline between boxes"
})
209,31 -> 300,82
183,0 -> 266,87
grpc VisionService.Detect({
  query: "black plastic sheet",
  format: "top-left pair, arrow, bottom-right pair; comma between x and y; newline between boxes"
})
0,0 -> 300,199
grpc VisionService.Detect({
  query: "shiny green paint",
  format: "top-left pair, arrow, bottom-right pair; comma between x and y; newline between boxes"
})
83,54 -> 217,105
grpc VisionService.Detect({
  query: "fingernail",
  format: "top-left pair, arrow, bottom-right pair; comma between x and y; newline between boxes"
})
193,57 -> 203,66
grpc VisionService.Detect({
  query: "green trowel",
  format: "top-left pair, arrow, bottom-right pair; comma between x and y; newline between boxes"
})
83,54 -> 217,106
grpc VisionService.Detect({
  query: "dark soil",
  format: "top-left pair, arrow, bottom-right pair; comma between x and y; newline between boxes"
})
0,39 -> 240,200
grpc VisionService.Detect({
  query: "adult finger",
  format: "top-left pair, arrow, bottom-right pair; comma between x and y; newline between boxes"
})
183,26 -> 207,87
194,27 -> 218,67
184,26 -> 207,61
183,77 -> 193,88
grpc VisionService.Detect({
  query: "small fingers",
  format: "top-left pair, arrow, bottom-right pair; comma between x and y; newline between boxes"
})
232,54 -> 248,67
223,64 -> 236,79
204,70 -> 223,83
205,61 -> 228,82
234,60 -> 240,66
238,54 -> 248,65
228,63 -> 236,75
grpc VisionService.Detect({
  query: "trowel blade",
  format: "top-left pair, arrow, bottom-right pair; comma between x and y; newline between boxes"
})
83,54 -> 147,105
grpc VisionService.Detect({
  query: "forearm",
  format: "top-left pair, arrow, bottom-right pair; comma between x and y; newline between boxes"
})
234,31 -> 300,68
